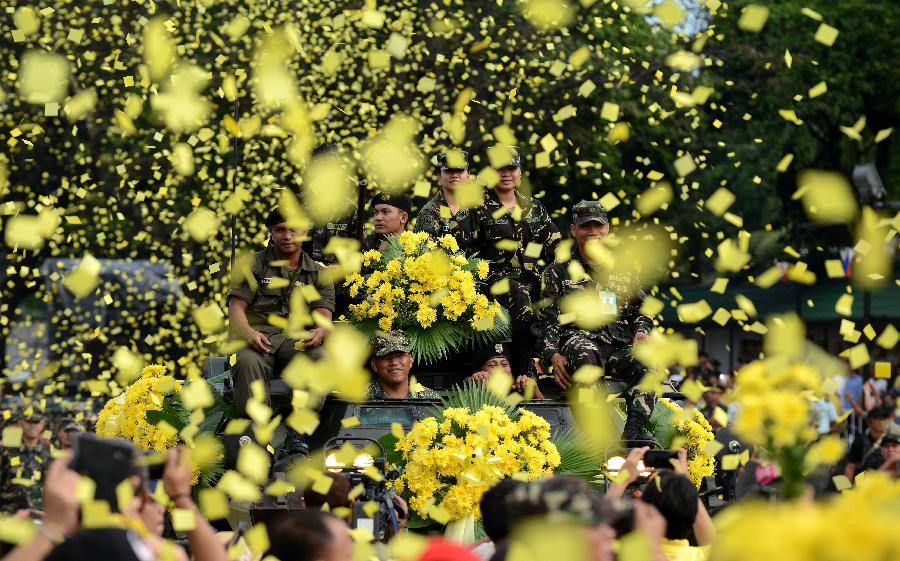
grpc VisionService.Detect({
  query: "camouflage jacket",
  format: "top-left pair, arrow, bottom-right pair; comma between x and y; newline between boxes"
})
228,246 -> 336,334
413,190 -> 477,252
362,232 -> 391,253
0,442 -> 51,513
307,211 -> 359,265
469,189 -> 561,285
537,250 -> 653,363
365,380 -> 440,400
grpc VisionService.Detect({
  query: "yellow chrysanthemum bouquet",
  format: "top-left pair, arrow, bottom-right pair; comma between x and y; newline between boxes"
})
345,230 -> 510,362
96,364 -> 227,486
391,405 -> 560,525
649,399 -> 716,487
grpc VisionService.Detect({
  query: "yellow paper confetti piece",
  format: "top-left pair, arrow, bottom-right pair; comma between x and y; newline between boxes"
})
835,294 -> 854,317
198,488 -> 230,520
808,81 -> 828,99
832,475 -> 853,492
341,416 -> 360,428
171,508 -> 197,532
814,23 -> 839,47
677,300 -> 712,323
61,253 -> 101,299
737,4 -> 769,32
705,188 -> 735,216
874,362 -> 891,379
847,343 -> 870,369
2,426 -> 23,448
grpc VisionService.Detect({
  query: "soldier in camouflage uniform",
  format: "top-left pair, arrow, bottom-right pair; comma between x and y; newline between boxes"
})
0,408 -> 51,514
469,149 -> 561,378
537,200 -> 655,442
362,193 -> 412,252
229,207 -> 336,458
366,332 -> 440,400
413,150 -> 478,251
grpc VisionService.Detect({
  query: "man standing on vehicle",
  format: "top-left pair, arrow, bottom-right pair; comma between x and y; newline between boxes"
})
468,147 -> 560,379
228,206 -> 336,458
367,332 -> 439,400
537,200 -> 654,442
413,149 -> 477,250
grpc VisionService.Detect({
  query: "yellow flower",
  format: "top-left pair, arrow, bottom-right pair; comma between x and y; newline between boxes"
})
439,234 -> 459,253
476,260 -> 489,280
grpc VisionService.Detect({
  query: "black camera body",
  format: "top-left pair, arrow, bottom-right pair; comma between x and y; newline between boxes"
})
323,437 -> 404,543
345,470 -> 403,542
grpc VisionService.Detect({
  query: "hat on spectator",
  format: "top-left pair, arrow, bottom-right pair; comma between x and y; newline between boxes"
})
571,200 -> 609,226
372,331 -> 412,358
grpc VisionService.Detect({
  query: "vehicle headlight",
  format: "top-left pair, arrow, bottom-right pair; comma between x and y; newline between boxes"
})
325,452 -> 375,472
604,456 -> 651,477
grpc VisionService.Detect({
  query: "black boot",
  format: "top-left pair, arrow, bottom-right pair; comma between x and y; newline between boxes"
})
622,389 -> 656,446
273,427 -> 309,472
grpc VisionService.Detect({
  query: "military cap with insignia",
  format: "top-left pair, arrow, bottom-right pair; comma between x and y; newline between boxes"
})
471,340 -> 513,371
571,200 -> 609,226
371,331 -> 413,358
371,192 -> 412,215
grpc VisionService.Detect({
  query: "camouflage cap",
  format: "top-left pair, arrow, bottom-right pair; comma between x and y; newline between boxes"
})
436,149 -> 469,171
494,147 -> 522,168
372,331 -> 413,358
571,200 -> 609,226
16,405 -> 45,422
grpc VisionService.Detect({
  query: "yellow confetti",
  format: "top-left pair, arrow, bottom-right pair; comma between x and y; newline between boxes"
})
18,50 -> 70,104
814,23 -> 839,47
794,170 -> 858,224
737,4 -> 769,32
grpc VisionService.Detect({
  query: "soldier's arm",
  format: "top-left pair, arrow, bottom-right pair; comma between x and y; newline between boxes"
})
537,266 -> 564,363
623,288 -> 654,336
538,210 -> 562,266
228,298 -> 257,341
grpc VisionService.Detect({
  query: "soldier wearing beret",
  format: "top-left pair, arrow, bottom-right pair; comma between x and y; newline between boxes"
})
413,149 -> 478,250
0,407 -> 51,514
363,192 -> 412,252
537,200 -> 655,442
469,148 -> 561,379
468,341 -> 544,399
366,332 -> 439,400
228,206 -> 336,457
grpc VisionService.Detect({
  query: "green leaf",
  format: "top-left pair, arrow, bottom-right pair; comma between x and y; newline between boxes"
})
553,428 -> 603,480
439,379 -> 519,419
647,401 -> 678,449
146,408 -> 187,431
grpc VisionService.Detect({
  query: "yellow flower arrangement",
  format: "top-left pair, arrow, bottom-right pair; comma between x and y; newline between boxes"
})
711,472 -> 900,561
657,399 -> 716,487
392,405 -> 560,522
96,364 -> 183,452
346,230 -> 508,362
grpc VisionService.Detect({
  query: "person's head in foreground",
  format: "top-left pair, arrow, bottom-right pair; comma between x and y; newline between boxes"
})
639,469 -> 698,541
266,510 -> 353,561
494,476 -> 632,561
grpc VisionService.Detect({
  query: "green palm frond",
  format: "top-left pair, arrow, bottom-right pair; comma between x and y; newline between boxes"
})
552,428 -> 603,480
439,380 -> 519,419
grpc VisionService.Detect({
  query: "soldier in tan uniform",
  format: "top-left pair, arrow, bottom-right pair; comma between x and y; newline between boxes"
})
228,207 -> 335,457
